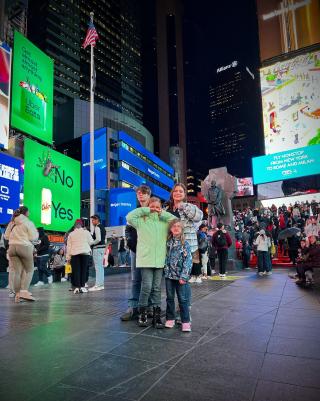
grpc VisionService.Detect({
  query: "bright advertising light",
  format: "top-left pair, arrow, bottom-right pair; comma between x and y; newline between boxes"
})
23,139 -> 80,232
11,31 -> 53,144
0,43 -> 11,150
260,50 -> 320,155
236,177 -> 254,196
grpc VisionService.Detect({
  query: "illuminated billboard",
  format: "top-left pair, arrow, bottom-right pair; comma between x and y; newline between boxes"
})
108,188 -> 137,227
24,139 -> 80,232
261,50 -> 320,155
257,0 -> 320,61
252,144 -> 320,184
0,43 -> 11,150
236,177 -> 254,196
0,153 -> 22,224
81,128 -> 107,191
11,31 -> 53,144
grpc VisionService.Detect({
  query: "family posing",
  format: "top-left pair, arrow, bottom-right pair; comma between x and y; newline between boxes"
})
124,183 -> 203,332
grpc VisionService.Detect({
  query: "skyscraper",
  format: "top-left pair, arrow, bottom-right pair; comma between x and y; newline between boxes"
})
0,0 -> 28,46
27,0 -> 143,122
208,61 -> 263,177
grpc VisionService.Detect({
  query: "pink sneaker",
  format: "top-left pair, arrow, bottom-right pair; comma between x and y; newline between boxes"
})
165,320 -> 175,328
182,322 -> 191,332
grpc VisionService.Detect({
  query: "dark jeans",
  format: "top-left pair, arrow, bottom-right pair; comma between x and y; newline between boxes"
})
139,268 -> 163,308
166,278 -> 191,323
71,254 -> 89,288
288,249 -> 298,265
257,251 -> 271,272
208,257 -> 216,274
217,248 -> 228,274
242,250 -> 251,268
53,266 -> 65,282
36,255 -> 51,282
296,264 -> 313,281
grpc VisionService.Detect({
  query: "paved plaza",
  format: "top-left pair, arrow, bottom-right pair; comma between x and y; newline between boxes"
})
0,270 -> 320,401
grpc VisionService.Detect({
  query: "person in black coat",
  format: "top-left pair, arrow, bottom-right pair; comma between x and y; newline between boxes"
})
34,227 -> 52,286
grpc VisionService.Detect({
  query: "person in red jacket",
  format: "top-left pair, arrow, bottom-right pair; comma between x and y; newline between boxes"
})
212,222 -> 232,278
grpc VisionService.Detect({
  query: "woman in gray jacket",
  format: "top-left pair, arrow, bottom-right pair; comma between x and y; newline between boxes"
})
4,206 -> 39,302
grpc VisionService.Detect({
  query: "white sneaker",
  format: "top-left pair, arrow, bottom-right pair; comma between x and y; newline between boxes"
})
189,276 -> 196,283
84,283 -> 89,288
61,277 -> 68,282
9,290 -> 15,298
88,285 -> 104,292
195,277 -> 202,283
258,272 -> 264,277
48,276 -> 53,284
34,281 -> 45,287
266,271 -> 272,276
80,287 -> 88,293
211,270 -> 216,275
73,288 -> 80,294
263,271 -> 267,275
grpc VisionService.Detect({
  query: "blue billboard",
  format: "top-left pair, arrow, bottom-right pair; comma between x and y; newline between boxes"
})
119,147 -> 174,189
118,167 -> 171,201
82,128 -> 107,192
119,131 -> 174,175
0,153 -> 22,224
108,188 -> 137,227
252,144 -> 320,185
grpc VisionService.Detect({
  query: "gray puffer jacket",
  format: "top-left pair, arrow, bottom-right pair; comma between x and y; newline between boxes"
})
165,202 -> 203,253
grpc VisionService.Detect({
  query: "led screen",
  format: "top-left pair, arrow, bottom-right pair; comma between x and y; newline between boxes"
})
236,177 -> 254,196
0,153 -> 22,224
260,50 -> 320,155
252,144 -> 320,184
11,31 -> 53,144
108,188 -> 137,227
24,139 -> 80,232
82,128 -> 107,191
0,43 -> 11,150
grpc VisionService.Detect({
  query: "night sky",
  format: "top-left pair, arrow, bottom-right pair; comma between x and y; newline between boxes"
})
183,0 -> 262,177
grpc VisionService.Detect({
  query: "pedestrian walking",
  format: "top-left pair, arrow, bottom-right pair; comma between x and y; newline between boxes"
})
126,196 -> 175,328
118,237 -> 127,266
4,206 -> 39,302
66,219 -> 94,294
212,222 -> 232,278
164,219 -> 192,332
34,227 -> 52,286
89,214 -> 106,291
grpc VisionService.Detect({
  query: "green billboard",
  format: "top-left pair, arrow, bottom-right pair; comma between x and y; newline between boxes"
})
11,31 -> 53,144
24,139 -> 80,232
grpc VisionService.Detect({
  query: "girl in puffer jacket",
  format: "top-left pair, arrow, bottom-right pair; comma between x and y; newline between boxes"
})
164,219 -> 192,332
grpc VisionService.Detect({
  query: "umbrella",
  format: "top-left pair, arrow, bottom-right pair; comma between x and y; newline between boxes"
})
278,227 -> 301,240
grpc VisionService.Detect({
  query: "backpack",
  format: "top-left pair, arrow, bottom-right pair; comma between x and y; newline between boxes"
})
216,230 -> 227,247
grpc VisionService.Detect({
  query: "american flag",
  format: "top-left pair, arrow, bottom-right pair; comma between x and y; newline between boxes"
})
82,21 -> 99,49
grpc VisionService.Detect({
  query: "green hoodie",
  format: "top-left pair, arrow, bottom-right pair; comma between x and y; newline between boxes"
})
126,207 -> 175,268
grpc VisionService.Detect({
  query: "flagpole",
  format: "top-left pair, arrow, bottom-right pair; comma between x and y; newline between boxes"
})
89,11 -> 95,230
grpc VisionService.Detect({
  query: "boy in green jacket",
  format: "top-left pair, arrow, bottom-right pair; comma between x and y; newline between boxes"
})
126,197 -> 175,328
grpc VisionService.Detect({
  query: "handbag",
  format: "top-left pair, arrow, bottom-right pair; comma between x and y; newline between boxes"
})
65,262 -> 72,274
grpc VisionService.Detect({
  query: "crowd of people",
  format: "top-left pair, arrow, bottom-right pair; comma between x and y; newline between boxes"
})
2,185 -> 320,333
233,201 -> 320,285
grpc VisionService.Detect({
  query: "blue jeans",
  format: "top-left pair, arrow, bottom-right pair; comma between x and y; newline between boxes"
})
257,251 -> 271,272
118,251 -> 127,265
166,278 -> 191,323
92,248 -> 105,286
36,255 -> 51,282
128,251 -> 141,308
139,268 -> 163,308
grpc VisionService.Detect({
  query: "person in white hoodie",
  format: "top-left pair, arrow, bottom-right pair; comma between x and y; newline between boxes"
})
4,206 -> 39,302
66,219 -> 94,294
254,229 -> 272,276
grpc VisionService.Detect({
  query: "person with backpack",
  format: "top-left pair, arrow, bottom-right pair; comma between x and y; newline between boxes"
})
212,222 -> 232,278
89,214 -> 106,291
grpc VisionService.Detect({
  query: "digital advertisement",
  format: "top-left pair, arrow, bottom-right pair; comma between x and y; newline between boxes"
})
0,152 -> 22,224
252,144 -> 320,184
11,31 -> 53,144
0,43 -> 11,150
108,188 -> 137,227
236,177 -> 254,196
260,50 -> 320,155
23,139 -> 80,232
81,128 -> 107,192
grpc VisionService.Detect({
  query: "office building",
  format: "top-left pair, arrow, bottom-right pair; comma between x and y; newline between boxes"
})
208,60 -> 263,177
0,0 -> 28,46
27,0 -> 143,123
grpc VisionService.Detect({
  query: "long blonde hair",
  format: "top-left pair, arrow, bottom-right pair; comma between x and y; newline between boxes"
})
167,218 -> 185,244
